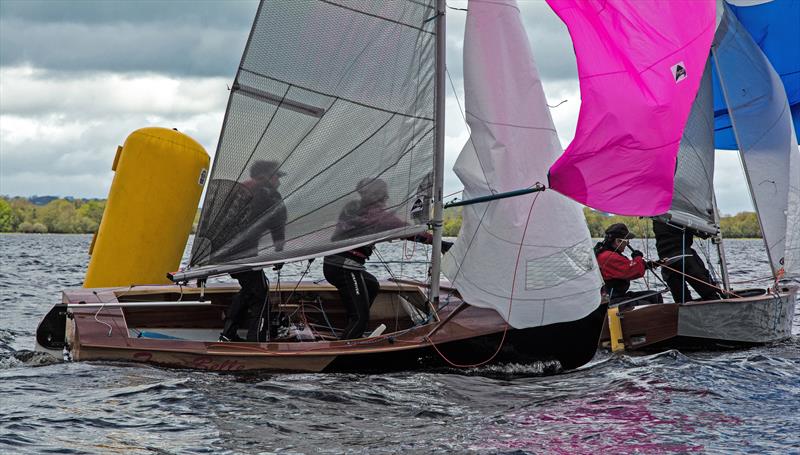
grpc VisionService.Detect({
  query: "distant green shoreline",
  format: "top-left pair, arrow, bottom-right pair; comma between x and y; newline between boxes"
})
1,196 -> 763,238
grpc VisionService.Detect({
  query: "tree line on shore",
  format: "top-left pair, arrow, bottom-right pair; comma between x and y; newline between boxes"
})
0,197 -> 105,234
0,196 -> 762,238
443,206 -> 762,238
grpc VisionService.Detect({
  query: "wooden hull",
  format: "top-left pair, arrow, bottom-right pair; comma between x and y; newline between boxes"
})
37,282 -> 606,372
600,285 -> 798,351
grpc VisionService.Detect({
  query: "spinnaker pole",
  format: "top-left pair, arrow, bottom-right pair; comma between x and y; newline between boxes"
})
428,0 -> 446,306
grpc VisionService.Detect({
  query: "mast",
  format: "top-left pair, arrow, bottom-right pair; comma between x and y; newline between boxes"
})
428,0 -> 446,305
710,45 -> 776,279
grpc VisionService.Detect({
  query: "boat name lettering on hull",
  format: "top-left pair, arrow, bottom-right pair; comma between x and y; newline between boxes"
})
133,352 -> 246,371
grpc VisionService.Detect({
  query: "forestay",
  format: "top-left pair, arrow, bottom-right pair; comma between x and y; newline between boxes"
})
442,0 -> 603,329
187,0 -> 438,277
712,2 -> 800,278
546,0 -> 716,216
663,61 -> 719,234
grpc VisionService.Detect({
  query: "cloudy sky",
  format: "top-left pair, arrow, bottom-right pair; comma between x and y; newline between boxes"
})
0,0 -> 752,215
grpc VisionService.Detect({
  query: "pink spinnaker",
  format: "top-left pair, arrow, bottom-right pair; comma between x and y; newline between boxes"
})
546,0 -> 716,216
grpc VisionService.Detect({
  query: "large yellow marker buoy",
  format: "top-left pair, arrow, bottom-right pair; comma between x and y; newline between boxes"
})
84,127 -> 210,287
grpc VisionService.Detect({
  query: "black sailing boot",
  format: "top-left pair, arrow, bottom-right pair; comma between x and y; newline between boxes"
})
220,293 -> 247,342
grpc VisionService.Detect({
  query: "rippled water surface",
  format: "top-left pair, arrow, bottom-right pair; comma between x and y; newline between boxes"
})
1,234 -> 799,454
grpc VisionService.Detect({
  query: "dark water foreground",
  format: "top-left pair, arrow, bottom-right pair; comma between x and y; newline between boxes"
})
1,234 -> 799,454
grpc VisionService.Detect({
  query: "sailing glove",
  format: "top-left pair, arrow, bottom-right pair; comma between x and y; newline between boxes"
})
645,260 -> 660,270
631,250 -> 644,259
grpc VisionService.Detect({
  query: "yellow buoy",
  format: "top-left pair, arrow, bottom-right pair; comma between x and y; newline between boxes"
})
607,306 -> 626,352
84,127 -> 209,287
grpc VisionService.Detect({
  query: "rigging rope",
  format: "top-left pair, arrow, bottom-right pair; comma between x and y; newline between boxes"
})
424,191 -> 543,369
657,260 -> 742,299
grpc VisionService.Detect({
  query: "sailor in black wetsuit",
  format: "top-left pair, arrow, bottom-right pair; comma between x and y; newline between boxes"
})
652,220 -> 721,303
220,160 -> 288,342
323,178 -> 451,340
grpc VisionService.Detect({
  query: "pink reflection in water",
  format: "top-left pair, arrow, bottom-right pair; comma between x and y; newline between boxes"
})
470,383 -> 743,454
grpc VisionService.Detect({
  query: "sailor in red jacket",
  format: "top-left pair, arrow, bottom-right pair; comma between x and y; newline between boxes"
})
594,223 -> 662,304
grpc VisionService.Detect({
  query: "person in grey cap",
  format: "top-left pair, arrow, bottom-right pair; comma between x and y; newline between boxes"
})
593,222 -> 662,304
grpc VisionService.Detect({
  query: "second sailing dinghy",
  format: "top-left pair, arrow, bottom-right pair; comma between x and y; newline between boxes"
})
588,1 -> 799,350
35,0 -> 612,372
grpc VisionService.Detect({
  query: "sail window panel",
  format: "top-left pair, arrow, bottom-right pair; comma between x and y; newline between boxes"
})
243,0 -> 436,118
524,239 -> 596,291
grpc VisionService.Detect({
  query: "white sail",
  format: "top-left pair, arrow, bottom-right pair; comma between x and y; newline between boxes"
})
712,2 -> 800,279
442,0 -> 603,329
784,132 -> 800,278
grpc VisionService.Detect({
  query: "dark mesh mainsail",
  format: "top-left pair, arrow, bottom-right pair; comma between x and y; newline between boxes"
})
667,60 -> 718,233
189,0 -> 437,274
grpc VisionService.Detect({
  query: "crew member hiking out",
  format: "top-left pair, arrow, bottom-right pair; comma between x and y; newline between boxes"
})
323,178 -> 452,340
594,223 -> 662,305
219,160 -> 288,342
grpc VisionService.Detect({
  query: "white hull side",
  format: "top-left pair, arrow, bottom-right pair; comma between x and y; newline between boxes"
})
678,288 -> 797,343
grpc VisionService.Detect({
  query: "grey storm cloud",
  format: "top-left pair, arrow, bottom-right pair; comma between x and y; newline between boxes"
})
0,0 -> 259,77
0,0 -> 576,82
444,1 -> 577,90
0,0 -> 753,214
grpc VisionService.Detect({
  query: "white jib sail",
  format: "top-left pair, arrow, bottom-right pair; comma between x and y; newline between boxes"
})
783,135 -> 800,278
442,0 -> 603,329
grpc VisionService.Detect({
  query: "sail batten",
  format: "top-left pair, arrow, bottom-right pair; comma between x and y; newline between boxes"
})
546,0 -> 716,216
442,0 -> 603,329
187,0 -> 438,274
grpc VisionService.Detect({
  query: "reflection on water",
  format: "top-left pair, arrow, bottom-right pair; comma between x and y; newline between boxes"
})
1,234 -> 798,453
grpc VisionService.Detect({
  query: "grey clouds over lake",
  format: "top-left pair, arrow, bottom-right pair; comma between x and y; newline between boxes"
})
0,0 -> 752,214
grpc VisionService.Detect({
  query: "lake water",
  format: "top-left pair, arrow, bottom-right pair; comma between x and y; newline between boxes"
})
1,234 -> 798,454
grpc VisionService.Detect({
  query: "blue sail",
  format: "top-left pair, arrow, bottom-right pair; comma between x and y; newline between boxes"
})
713,0 -> 800,149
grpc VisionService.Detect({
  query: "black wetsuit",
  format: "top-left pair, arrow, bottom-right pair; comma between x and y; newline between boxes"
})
322,198 -> 404,339
220,179 -> 287,342
652,220 -> 720,303
323,248 -> 381,340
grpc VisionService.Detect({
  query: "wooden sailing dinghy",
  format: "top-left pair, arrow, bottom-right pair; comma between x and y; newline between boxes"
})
596,2 -> 800,351
36,281 -> 605,372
